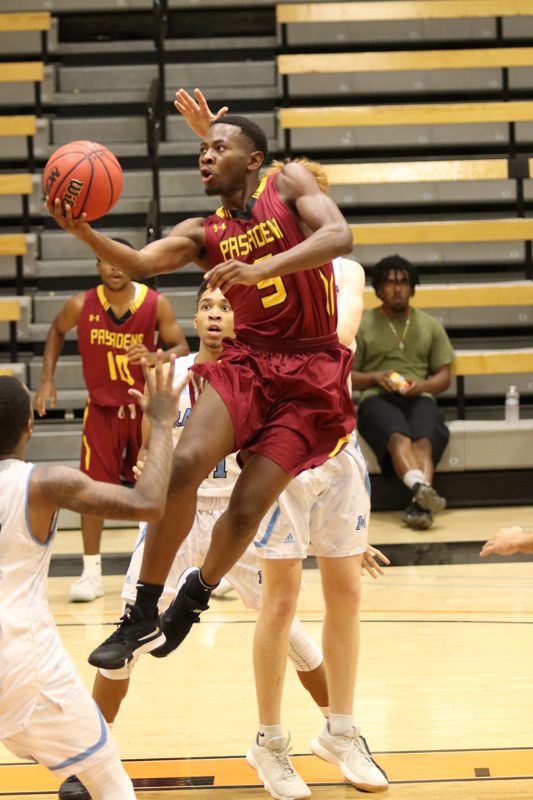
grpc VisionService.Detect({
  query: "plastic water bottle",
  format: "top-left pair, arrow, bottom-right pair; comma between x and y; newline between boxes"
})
505,385 -> 520,423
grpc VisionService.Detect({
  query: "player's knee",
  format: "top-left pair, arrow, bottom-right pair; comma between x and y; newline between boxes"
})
225,504 -> 263,540
261,593 -> 298,627
169,451 -> 208,491
324,577 -> 362,609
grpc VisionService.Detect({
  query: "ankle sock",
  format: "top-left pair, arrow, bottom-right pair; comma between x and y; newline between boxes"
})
135,581 -> 163,621
184,569 -> 218,604
328,713 -> 354,736
83,554 -> 101,573
403,469 -> 428,491
257,723 -> 284,746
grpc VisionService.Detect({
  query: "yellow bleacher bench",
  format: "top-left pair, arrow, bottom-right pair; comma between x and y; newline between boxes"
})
0,234 -> 27,296
0,115 -> 38,172
363,281 -> 533,310
350,218 -> 533,246
278,47 -> 533,76
322,158 -> 532,186
280,100 -> 533,129
277,1 -> 533,25
0,12 -> 51,63
0,299 -> 21,363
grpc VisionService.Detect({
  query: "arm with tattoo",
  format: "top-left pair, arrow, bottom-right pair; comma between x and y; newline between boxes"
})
28,352 -> 190,542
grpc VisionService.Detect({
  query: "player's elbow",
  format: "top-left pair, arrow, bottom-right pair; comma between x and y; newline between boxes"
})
332,222 -> 353,256
140,500 -> 166,522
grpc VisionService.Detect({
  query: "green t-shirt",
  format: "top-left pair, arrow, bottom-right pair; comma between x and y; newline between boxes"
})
352,307 -> 455,404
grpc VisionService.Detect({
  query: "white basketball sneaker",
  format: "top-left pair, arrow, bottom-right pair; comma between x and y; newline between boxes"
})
247,733 -> 311,800
69,569 -> 104,603
311,722 -> 388,792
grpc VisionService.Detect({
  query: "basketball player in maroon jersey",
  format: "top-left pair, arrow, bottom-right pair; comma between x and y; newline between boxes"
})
45,112 -> 355,670
34,241 -> 188,603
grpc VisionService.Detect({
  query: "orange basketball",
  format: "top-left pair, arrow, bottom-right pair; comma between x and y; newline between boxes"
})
43,141 -> 123,221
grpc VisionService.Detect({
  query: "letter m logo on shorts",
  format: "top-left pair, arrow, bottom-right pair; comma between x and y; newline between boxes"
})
356,515 -> 366,530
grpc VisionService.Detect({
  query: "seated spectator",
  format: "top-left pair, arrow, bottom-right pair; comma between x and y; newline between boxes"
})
351,255 -> 455,530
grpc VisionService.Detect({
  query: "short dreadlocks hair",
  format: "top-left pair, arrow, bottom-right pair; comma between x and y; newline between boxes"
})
371,254 -> 419,295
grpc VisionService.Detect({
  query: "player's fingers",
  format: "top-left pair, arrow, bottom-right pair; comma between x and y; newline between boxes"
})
166,353 -> 176,391
214,106 -> 229,121
141,355 -> 155,394
371,547 -> 390,565
128,388 -> 144,408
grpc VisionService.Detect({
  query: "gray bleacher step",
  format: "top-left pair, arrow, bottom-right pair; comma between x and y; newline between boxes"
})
35,258 -> 200,277
56,61 -> 275,96
34,288 -> 198,324
49,111 -> 277,151
0,296 -> 31,342
55,35 -> 276,56
0,233 -> 37,279
26,425 -> 83,462
29,357 -> 84,391
30,387 -> 88,412
0,118 -> 49,165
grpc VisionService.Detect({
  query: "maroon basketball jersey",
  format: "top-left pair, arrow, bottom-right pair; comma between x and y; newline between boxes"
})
204,173 -> 338,341
77,284 -> 158,406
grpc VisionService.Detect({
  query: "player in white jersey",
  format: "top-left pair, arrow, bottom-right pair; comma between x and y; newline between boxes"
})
58,282 -> 331,800
0,357 -> 188,800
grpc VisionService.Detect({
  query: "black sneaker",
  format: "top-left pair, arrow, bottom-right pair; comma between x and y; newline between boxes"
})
58,775 -> 90,800
412,482 -> 446,514
87,603 -> 165,670
401,502 -> 433,531
151,567 -> 210,658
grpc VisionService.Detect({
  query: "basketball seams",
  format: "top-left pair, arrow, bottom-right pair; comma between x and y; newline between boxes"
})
43,140 -> 122,221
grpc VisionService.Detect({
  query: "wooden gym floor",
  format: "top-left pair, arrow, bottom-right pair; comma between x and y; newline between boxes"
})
1,506 -> 533,799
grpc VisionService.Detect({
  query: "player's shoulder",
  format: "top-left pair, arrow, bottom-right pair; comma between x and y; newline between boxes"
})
172,352 -> 197,388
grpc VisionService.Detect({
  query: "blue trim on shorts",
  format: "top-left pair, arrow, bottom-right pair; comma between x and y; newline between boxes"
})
132,523 -> 148,555
49,701 -> 108,772
254,503 -> 280,549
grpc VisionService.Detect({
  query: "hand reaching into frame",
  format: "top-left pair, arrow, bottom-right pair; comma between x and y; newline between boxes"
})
174,88 -> 228,138
361,544 -> 390,578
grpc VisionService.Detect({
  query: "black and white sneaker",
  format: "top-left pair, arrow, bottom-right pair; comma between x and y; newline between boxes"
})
58,775 -> 90,800
412,482 -> 446,515
401,501 -> 433,530
88,603 -> 165,670
151,567 -> 210,658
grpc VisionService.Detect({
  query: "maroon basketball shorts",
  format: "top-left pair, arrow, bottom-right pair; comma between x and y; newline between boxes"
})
80,399 -> 142,484
191,335 -> 356,477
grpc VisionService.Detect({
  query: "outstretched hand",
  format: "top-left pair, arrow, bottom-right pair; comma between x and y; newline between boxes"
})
361,544 -> 390,578
129,350 -> 190,426
174,88 -> 228,138
45,196 -> 91,239
480,525 -> 528,557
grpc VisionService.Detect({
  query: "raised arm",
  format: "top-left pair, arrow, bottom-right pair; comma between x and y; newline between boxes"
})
34,293 -> 84,416
45,199 -> 208,280
28,353 -> 190,543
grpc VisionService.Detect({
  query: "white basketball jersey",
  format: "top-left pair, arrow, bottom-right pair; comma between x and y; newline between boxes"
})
0,460 -> 79,738
172,353 -> 239,507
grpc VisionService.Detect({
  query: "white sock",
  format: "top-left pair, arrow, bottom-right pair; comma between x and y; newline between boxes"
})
328,713 -> 354,736
83,554 -> 101,573
319,705 -> 330,718
257,723 -> 284,746
402,469 -> 428,491
77,751 -> 135,800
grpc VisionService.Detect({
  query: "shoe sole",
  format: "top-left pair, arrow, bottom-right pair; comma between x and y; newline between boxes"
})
58,778 -> 90,800
246,748 -> 311,800
69,589 -> 104,603
310,738 -> 388,793
414,485 -> 446,514
87,631 -> 166,670
401,514 -> 432,531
